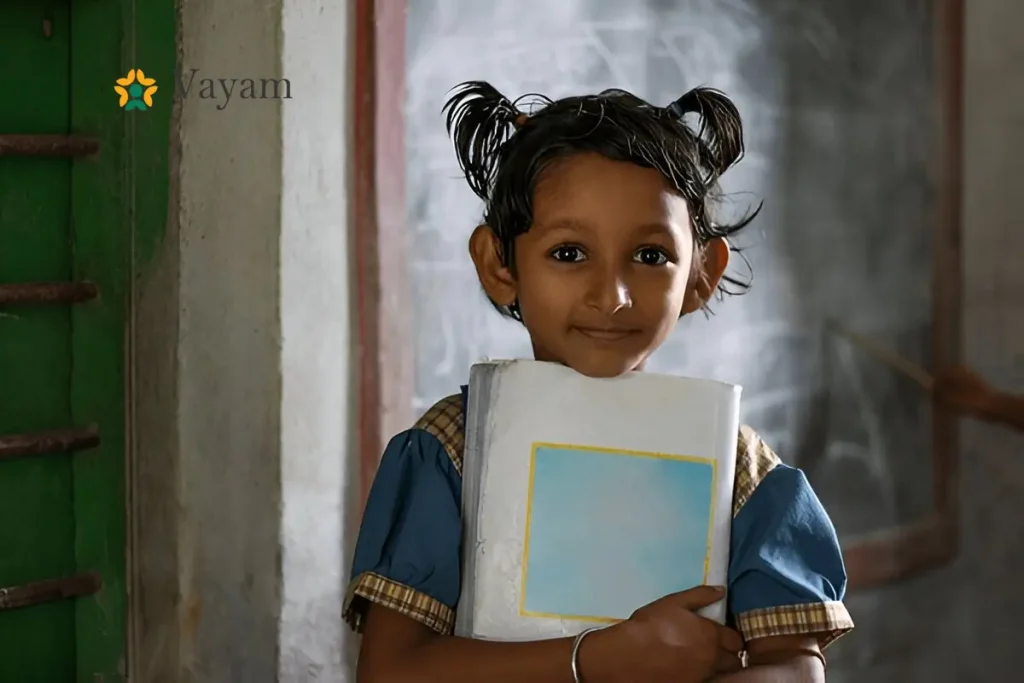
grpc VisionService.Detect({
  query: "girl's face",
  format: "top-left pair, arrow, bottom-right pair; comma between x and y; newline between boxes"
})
470,152 -> 729,378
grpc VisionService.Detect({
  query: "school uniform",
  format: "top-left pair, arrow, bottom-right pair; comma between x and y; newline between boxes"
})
345,389 -> 854,648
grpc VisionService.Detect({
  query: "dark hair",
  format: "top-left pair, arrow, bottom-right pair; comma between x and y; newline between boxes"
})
443,80 -> 759,319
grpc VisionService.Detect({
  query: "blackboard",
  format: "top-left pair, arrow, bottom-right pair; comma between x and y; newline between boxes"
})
402,0 -> 957,574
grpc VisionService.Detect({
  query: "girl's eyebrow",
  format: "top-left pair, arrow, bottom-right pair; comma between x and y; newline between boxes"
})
532,217 -> 591,234
632,222 -> 674,238
533,219 -> 677,238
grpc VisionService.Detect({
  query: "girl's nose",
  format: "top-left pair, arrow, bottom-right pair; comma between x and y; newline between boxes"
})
585,270 -> 632,314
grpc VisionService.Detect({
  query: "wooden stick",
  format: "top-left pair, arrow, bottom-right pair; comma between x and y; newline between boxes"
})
826,319 -> 935,391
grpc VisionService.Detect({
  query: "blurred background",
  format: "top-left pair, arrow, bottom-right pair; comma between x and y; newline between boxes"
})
0,0 -> 1019,681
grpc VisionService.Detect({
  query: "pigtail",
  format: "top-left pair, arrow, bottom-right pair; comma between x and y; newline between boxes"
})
443,81 -> 525,202
666,87 -> 745,184
667,87 -> 756,302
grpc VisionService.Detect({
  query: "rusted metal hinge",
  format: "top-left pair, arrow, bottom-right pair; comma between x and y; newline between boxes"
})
0,134 -> 100,157
0,573 -> 102,612
0,281 -> 99,305
0,425 -> 100,461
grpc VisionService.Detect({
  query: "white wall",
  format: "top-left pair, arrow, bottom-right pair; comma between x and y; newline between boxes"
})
131,1 -> 357,681
279,1 -> 357,680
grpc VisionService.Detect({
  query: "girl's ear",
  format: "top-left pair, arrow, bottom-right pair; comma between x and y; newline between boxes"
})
469,224 -> 517,307
682,237 -> 730,314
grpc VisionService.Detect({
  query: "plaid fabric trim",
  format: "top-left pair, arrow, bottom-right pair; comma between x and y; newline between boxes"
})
732,425 -> 782,518
343,571 -> 455,635
735,601 -> 854,649
414,394 -> 465,475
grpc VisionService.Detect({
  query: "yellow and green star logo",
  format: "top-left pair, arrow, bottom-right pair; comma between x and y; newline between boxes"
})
115,69 -> 157,111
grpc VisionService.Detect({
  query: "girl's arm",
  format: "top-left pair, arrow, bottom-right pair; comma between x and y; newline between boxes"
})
357,605 -> 595,683
711,636 -> 825,683
357,589 -> 744,683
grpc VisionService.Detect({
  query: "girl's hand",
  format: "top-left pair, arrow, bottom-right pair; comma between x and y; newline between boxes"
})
933,365 -> 995,418
580,585 -> 744,683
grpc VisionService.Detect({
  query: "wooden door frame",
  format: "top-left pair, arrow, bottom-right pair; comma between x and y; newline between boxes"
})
353,0 -> 413,513
352,0 -> 966,590
121,0 -> 178,678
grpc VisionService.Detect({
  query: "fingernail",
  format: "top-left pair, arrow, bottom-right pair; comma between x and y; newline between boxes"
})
711,585 -> 726,592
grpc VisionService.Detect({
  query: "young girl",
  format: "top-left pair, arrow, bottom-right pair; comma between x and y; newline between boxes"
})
344,82 -> 854,683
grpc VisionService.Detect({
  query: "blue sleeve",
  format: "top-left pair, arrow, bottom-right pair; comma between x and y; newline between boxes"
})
343,428 -> 462,635
727,464 -> 854,646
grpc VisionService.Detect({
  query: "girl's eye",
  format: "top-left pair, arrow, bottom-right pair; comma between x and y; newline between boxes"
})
634,247 -> 669,266
550,245 -> 586,263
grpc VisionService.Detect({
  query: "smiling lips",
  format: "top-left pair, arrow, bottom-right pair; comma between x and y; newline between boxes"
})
573,326 -> 640,342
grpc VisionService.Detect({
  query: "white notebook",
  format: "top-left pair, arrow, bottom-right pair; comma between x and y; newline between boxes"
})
455,360 -> 742,640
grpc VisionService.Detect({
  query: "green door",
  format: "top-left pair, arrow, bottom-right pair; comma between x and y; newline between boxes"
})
1,2 -> 128,680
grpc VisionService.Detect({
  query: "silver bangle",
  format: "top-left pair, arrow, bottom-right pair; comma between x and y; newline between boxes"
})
570,626 -> 608,683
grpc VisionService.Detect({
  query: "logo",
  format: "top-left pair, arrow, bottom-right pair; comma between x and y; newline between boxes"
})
115,69 -> 158,111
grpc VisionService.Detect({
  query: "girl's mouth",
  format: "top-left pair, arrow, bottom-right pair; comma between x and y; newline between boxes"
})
573,326 -> 640,341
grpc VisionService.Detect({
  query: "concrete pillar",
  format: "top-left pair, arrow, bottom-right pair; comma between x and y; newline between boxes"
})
131,1 -> 357,681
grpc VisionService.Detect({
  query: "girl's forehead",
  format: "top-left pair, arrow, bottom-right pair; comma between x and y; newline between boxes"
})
533,154 -> 688,226
536,153 -> 673,195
